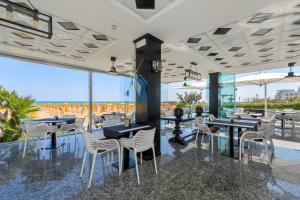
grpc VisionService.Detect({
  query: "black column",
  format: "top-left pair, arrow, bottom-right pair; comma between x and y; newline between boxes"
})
209,72 -> 220,117
133,33 -> 163,159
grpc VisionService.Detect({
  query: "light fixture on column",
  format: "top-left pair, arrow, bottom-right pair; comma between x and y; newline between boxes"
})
109,56 -> 117,73
0,0 -> 52,39
151,60 -> 162,73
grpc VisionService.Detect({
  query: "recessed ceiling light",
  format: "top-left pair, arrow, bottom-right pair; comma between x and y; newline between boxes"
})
287,49 -> 299,53
47,49 -> 60,54
125,62 -> 132,65
13,32 -> 34,39
224,65 -> 232,68
198,46 -> 211,51
290,34 -> 300,37
261,58 -> 272,62
241,62 -> 251,66
177,66 -> 184,69
220,62 -> 228,65
215,58 -> 223,61
187,37 -> 201,43
247,13 -> 273,23
228,47 -> 242,51
292,19 -> 300,25
252,28 -> 273,36
234,53 -> 245,57
58,22 -> 80,30
213,27 -> 231,35
77,49 -> 90,54
166,69 -> 172,71
207,53 -> 218,56
288,42 -> 300,46
286,54 -> 300,59
258,47 -> 273,52
72,55 -> 83,59
93,34 -> 109,41
168,63 -> 176,65
255,38 -> 273,45
14,41 -> 32,47
135,0 -> 155,9
50,42 -> 66,48
260,54 -> 273,57
83,43 -> 98,48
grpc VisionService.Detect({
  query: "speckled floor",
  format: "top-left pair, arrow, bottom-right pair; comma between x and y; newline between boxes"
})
1,125 -> 300,200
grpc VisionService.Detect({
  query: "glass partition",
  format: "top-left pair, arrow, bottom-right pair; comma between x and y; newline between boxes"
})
219,74 -> 236,118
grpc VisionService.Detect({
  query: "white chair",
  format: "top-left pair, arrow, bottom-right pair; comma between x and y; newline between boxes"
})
239,123 -> 274,165
119,128 -> 157,184
194,117 -> 220,153
289,113 -> 300,133
22,122 -> 55,158
80,131 -> 121,188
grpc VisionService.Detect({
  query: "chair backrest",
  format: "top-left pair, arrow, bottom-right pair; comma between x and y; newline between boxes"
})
209,114 -> 217,121
75,118 -> 85,131
130,128 -> 156,151
195,117 -> 211,134
102,119 -> 121,128
60,123 -> 77,132
81,131 -> 118,154
20,118 -> 32,132
24,122 -> 48,138
226,112 -> 235,118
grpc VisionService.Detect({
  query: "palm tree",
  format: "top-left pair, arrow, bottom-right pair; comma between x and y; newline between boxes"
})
0,86 -> 39,142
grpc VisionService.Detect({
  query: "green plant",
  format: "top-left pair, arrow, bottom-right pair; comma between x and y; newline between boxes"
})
176,101 -> 187,108
0,86 -> 39,142
194,104 -> 203,109
176,92 -> 202,106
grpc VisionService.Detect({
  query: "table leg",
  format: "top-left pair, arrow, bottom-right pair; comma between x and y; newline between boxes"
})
169,120 -> 185,145
51,132 -> 56,148
229,126 -> 234,157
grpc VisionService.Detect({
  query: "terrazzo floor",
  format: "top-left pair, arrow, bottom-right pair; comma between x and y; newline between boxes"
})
0,125 -> 300,200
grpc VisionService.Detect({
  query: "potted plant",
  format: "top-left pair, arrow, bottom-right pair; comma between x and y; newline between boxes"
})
195,104 -> 203,116
174,101 -> 185,119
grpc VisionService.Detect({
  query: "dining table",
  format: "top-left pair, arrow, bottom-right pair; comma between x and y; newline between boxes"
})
32,117 -> 76,149
206,118 -> 259,158
103,123 -> 151,171
274,110 -> 297,130
161,113 -> 209,145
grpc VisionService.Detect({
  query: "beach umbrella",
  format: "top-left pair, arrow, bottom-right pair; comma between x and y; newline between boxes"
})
235,72 -> 300,112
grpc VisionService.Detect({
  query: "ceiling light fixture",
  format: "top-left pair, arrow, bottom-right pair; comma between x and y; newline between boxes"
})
285,62 -> 300,78
0,0 -> 52,39
184,62 -> 201,81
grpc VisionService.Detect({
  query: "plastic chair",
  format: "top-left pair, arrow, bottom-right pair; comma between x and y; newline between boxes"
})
22,122 -> 55,158
80,131 -> 121,188
119,128 -> 157,184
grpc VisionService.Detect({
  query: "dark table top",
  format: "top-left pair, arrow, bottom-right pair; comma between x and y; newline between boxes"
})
161,113 -> 209,122
103,123 -> 151,139
32,118 -> 76,124
206,119 -> 259,129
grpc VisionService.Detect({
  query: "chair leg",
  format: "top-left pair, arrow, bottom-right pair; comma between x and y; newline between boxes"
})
134,151 -> 140,184
140,152 -> 143,164
264,140 -> 271,166
120,147 -> 123,173
43,136 -> 46,158
152,147 -> 158,174
111,151 -> 114,163
23,138 -> 27,158
80,150 -> 87,177
239,139 -> 243,160
88,154 -> 96,188
195,129 -> 199,144
118,148 -> 122,175
201,132 -> 204,144
211,134 -> 214,154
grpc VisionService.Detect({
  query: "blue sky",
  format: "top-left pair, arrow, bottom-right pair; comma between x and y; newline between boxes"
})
0,56 -> 299,102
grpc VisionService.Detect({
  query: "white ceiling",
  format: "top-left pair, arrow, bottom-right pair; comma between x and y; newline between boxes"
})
1,0 -> 297,83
